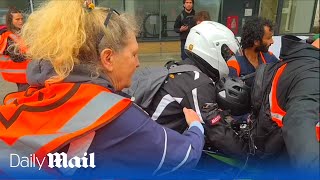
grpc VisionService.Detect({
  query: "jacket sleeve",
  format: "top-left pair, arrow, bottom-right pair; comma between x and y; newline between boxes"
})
174,14 -> 182,33
180,80 -> 216,123
118,104 -> 204,175
281,65 -> 319,172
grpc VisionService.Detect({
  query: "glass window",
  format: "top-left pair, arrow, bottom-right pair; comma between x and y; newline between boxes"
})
280,0 -> 317,34
259,0 -> 279,24
195,0 -> 221,22
96,0 -> 124,12
160,0 -> 221,40
160,0 -> 180,39
129,0 -> 160,40
32,0 -> 49,10
312,1 -> 319,33
0,0 -> 31,25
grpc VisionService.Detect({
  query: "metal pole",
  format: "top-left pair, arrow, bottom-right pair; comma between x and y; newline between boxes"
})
310,0 -> 319,33
275,0 -> 284,35
159,0 -> 162,41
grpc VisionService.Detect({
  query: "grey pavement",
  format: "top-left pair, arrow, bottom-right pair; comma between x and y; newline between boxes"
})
0,53 -> 180,105
0,76 -> 16,104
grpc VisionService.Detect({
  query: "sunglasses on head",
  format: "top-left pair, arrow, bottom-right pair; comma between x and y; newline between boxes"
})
104,8 -> 120,28
96,8 -> 120,51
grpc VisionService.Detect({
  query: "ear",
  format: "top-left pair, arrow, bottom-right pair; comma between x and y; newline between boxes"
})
100,48 -> 114,72
254,40 -> 261,46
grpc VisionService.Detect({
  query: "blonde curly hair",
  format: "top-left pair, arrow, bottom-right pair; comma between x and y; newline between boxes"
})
20,0 -> 138,81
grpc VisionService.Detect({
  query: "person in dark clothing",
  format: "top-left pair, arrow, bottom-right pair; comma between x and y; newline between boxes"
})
146,22 -> 248,158
227,17 -> 278,87
174,0 -> 196,60
250,35 -> 319,177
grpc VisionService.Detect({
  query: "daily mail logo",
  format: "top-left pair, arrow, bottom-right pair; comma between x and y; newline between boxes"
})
9,152 -> 95,170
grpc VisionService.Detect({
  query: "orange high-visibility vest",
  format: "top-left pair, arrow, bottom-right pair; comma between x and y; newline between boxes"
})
0,83 -> 132,176
269,63 -> 320,142
0,31 -> 30,83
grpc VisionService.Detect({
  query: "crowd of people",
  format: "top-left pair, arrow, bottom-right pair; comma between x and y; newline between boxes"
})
0,0 -> 319,179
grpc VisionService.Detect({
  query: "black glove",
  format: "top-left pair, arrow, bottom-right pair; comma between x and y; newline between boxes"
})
202,103 -> 249,158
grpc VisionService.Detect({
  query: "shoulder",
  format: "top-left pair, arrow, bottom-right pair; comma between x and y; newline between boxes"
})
107,103 -> 154,132
264,51 -> 279,63
0,25 -> 7,35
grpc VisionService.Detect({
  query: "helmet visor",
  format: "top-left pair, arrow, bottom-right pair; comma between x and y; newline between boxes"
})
221,38 -> 242,61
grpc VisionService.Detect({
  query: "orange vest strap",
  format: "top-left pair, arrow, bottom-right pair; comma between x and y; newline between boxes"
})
269,63 -> 288,127
260,52 -> 267,64
312,38 -> 319,48
227,59 -> 240,76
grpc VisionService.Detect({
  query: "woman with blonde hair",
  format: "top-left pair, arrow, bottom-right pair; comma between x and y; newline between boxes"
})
0,0 -> 204,178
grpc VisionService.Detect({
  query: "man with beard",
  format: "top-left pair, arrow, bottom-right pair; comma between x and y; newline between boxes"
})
227,17 -> 278,87
174,0 -> 196,60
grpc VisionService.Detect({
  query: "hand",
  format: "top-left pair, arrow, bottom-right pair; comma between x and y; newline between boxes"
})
183,107 -> 201,126
180,25 -> 188,32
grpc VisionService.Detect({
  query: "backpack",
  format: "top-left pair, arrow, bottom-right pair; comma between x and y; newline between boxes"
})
123,64 -> 200,109
248,61 -> 288,158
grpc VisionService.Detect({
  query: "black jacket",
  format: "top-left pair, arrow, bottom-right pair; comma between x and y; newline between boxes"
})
174,9 -> 196,40
277,35 -> 319,172
251,35 -> 319,175
146,59 -> 249,158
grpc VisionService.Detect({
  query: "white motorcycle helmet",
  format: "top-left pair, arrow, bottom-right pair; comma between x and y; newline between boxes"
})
185,21 -> 241,81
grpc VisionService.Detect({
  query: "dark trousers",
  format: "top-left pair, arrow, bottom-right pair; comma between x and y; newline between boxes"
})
180,39 -> 188,60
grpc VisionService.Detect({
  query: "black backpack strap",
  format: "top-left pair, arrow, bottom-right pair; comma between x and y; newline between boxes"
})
168,64 -> 201,74
240,72 -> 256,81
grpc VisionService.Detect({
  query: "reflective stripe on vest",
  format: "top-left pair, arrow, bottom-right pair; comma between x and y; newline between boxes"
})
227,59 -> 240,76
0,55 -> 29,83
269,63 -> 288,127
0,83 -> 132,176
316,122 -> 320,142
0,31 -> 29,83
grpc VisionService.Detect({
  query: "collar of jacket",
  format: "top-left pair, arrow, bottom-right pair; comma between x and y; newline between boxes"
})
27,60 -> 116,92
182,9 -> 195,15
280,35 -> 320,61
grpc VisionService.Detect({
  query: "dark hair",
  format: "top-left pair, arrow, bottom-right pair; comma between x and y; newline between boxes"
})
183,0 -> 194,4
6,7 -> 22,32
195,11 -> 211,22
241,17 -> 274,49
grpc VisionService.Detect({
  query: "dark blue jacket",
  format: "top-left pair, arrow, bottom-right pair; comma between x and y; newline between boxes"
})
227,51 -> 279,86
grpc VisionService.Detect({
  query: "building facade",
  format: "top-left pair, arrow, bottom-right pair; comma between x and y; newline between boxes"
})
0,0 -> 319,56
